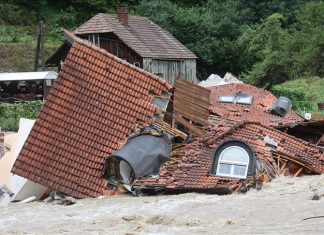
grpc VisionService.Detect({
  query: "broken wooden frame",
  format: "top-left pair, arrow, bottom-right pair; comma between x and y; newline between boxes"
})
172,78 -> 211,137
174,79 -> 210,125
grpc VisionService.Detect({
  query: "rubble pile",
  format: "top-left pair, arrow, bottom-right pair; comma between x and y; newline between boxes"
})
1,31 -> 323,206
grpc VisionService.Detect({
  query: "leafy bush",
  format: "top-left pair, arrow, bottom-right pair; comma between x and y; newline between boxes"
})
0,25 -> 35,43
0,101 -> 43,131
270,86 -> 312,112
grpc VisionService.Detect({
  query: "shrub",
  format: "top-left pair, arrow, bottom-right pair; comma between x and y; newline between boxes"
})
270,86 -> 312,112
0,101 -> 43,131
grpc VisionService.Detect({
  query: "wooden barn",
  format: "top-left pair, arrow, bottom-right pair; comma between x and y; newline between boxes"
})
46,7 -> 198,85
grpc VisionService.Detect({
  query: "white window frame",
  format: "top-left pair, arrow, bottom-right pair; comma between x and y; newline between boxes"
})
88,34 -> 100,46
216,146 -> 249,179
219,93 -> 253,105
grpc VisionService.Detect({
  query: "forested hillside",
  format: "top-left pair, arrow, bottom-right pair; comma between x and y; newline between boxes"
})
0,0 -> 323,89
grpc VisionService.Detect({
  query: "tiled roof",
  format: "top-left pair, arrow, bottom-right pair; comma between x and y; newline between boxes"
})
11,31 -> 172,198
74,13 -> 197,59
209,84 -> 304,127
135,119 -> 324,190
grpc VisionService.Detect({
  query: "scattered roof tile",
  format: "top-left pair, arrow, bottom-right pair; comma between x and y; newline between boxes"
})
74,13 -> 197,59
135,118 -> 323,190
11,31 -> 172,198
209,84 -> 304,127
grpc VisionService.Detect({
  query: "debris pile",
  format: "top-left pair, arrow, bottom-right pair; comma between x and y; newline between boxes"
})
199,72 -> 243,88
1,30 -> 323,206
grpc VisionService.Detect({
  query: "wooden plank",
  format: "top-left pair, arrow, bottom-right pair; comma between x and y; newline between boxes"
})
174,91 -> 210,107
280,161 -> 287,175
174,99 -> 209,117
174,105 -> 208,122
176,79 -> 211,94
34,21 -> 41,71
173,113 -> 203,137
293,167 -> 304,177
272,152 -> 320,174
174,107 -> 208,125
174,78 -> 211,126
153,120 -> 187,139
175,88 -> 209,101
175,88 -> 210,104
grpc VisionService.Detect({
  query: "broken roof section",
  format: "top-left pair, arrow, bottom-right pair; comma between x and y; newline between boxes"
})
134,119 -> 324,191
209,83 -> 304,127
11,30 -> 172,198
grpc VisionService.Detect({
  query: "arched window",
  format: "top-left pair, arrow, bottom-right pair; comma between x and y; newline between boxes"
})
216,146 -> 249,178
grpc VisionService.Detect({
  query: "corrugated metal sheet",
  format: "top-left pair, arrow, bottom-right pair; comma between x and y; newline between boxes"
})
174,79 -> 210,126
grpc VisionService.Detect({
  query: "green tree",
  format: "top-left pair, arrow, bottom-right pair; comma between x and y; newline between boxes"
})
239,2 -> 324,86
136,0 -> 250,78
286,2 -> 324,78
239,14 -> 289,86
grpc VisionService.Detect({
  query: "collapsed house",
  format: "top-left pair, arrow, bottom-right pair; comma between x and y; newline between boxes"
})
105,83 -> 324,194
9,30 -> 324,199
11,30 -> 174,198
132,120 -> 323,194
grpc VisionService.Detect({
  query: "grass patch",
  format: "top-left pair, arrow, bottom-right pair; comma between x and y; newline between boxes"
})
0,43 -> 59,72
273,77 -> 324,115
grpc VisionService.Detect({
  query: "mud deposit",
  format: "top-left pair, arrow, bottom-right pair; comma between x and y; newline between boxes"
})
1,175 -> 324,234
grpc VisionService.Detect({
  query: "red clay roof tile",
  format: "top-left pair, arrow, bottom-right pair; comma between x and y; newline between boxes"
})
209,84 -> 304,127
136,118 -> 323,190
11,31 -> 172,198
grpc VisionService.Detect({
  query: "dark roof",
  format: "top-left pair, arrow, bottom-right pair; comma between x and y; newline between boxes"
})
208,84 -> 304,127
134,120 -> 324,190
12,31 -> 172,198
74,13 -> 197,59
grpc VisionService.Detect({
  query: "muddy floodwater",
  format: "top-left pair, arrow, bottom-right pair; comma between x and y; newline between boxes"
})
1,175 -> 324,234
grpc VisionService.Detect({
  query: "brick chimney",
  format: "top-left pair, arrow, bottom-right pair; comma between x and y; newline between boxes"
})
117,6 -> 129,26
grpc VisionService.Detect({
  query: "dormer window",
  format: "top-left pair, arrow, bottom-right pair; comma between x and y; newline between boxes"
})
88,34 -> 100,46
211,140 -> 256,179
219,93 -> 253,105
216,146 -> 249,178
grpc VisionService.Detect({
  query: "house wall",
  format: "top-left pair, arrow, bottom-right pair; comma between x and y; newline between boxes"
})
80,33 -> 197,85
79,33 -> 143,67
143,58 -> 197,85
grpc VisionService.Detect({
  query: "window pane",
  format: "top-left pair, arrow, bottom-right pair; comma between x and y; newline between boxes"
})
237,96 -> 253,105
234,165 -> 247,177
219,96 -> 235,103
219,163 -> 231,174
220,146 -> 249,163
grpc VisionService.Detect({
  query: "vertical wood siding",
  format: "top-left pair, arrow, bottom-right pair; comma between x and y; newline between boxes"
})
143,58 -> 197,85
80,33 -> 143,67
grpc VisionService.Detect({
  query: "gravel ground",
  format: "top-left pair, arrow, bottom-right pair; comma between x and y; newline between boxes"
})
1,174 -> 324,235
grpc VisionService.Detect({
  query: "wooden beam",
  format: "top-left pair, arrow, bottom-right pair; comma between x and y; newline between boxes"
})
173,113 -> 203,137
272,152 -> 320,174
34,21 -> 41,71
294,167 -> 304,177
153,120 -> 187,139
280,161 -> 287,175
